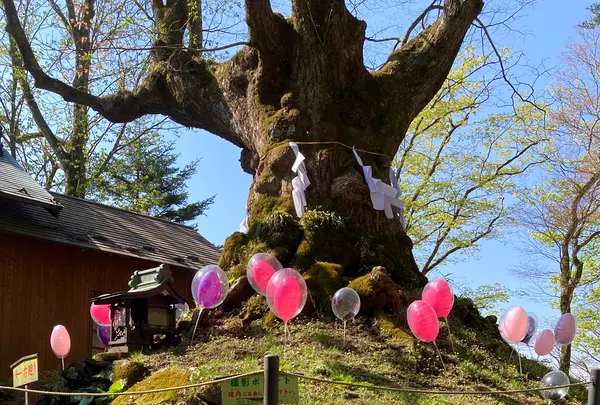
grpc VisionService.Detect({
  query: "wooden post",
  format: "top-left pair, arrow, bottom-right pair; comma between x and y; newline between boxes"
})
589,369 -> 600,405
264,355 -> 279,405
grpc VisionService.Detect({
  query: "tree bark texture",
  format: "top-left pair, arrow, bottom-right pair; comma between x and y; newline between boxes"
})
3,0 -> 483,287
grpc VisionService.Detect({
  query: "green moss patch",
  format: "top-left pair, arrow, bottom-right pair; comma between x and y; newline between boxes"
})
303,262 -> 345,314
111,368 -> 191,405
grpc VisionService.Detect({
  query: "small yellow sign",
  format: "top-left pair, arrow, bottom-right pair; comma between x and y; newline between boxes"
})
11,355 -> 38,388
221,373 -> 299,404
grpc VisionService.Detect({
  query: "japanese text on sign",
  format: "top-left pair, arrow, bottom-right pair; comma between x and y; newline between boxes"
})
11,355 -> 38,388
221,373 -> 299,404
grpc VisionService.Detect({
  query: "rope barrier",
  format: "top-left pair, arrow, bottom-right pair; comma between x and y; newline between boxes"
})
0,368 -> 591,398
0,370 -> 262,397
293,141 -> 393,162
283,372 -> 592,396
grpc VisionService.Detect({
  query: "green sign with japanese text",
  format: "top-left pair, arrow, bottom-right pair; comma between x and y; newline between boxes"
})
221,373 -> 299,404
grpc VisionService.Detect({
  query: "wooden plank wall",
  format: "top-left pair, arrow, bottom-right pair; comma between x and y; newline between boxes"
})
0,233 -> 196,382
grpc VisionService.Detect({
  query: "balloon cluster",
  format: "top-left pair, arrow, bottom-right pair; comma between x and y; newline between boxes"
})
407,279 -> 454,344
497,306 -> 577,358
246,253 -> 308,326
90,303 -> 111,349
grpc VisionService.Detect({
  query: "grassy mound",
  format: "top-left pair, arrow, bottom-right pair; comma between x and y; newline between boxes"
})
113,315 -> 587,405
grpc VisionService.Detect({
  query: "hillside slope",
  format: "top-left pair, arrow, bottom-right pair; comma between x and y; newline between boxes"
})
104,312 -> 587,405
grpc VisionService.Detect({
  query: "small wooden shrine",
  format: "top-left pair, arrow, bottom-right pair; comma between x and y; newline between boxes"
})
90,264 -> 187,353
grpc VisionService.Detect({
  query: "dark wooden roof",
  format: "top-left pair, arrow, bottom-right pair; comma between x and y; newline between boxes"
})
90,265 -> 186,304
0,192 -> 220,271
0,145 -> 63,216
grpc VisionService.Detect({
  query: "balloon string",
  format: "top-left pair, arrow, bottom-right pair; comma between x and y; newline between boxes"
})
190,307 -> 203,346
433,342 -> 446,371
509,346 -> 515,361
518,349 -> 523,375
284,322 -> 289,348
445,318 -> 455,352
61,358 -> 64,371
343,321 -> 347,347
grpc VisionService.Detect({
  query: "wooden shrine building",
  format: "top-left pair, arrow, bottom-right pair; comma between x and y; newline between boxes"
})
0,142 -> 220,381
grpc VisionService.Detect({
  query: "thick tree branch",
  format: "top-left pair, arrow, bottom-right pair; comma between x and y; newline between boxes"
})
245,0 -> 280,51
377,0 -> 483,138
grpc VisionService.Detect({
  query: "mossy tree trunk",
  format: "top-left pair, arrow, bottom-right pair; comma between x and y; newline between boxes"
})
4,0 -> 483,286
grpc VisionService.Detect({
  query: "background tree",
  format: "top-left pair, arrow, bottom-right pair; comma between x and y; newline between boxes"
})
518,26 -> 600,375
396,46 -> 547,275
0,0 -> 215,223
458,283 -> 526,317
89,133 -> 215,223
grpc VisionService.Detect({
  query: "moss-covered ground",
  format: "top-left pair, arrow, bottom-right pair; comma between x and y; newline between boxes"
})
113,315 -> 587,405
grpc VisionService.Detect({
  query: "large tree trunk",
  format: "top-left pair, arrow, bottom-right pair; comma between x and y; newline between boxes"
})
3,0 -> 483,305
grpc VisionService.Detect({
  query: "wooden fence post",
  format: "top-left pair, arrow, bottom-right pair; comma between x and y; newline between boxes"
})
589,369 -> 600,405
264,355 -> 279,405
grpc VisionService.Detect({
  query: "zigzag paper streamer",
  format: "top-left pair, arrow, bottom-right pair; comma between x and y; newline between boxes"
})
290,142 -> 311,217
352,147 -> 406,230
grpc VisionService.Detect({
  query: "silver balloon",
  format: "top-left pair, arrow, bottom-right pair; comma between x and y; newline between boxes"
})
331,287 -> 361,321
540,370 -> 570,401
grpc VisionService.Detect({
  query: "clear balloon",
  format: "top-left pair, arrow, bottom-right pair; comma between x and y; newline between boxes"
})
422,279 -> 454,318
266,268 -> 308,323
534,329 -> 556,357
175,302 -> 190,320
331,287 -> 361,321
521,313 -> 539,345
90,303 -> 111,326
540,370 -> 569,401
191,265 -> 229,309
498,306 -> 528,344
554,313 -> 577,346
97,325 -> 110,347
407,300 -> 439,342
50,325 -> 71,359
247,253 -> 282,296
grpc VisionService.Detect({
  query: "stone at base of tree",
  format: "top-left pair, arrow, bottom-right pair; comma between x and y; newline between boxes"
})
221,276 -> 255,311
452,297 -> 489,331
348,267 -> 407,316
241,294 -> 268,325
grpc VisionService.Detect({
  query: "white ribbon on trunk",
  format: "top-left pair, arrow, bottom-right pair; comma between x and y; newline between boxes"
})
239,206 -> 250,234
290,142 -> 311,217
352,147 -> 406,230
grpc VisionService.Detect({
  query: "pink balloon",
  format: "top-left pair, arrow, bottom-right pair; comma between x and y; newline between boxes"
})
253,260 -> 277,294
500,306 -> 529,343
50,325 -> 71,359
407,300 -> 439,342
422,279 -> 454,318
90,303 -> 111,326
266,268 -> 307,323
555,313 -> 577,346
274,275 -> 301,323
534,329 -> 556,356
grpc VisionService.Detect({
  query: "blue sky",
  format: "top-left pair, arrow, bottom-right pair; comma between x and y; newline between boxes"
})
175,1 -> 593,327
